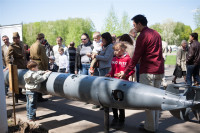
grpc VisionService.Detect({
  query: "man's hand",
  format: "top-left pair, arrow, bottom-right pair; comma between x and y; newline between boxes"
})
75,71 -> 78,74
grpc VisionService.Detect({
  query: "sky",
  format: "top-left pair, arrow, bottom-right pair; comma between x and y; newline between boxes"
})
0,0 -> 200,31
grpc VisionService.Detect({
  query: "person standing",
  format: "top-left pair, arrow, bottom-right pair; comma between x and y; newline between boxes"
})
186,33 -> 200,99
2,35 -> 11,68
68,42 -> 76,74
2,35 -> 11,96
172,40 -> 188,84
75,33 -> 93,75
41,35 -> 53,57
119,14 -> 164,132
92,32 -> 114,77
5,32 -> 27,99
52,37 -> 69,67
30,33 -> 49,102
105,42 -> 134,129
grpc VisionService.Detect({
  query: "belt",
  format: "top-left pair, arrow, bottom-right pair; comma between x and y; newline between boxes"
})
82,62 -> 90,64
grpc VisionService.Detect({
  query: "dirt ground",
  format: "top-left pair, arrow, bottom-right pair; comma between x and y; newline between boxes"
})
7,117 -> 47,133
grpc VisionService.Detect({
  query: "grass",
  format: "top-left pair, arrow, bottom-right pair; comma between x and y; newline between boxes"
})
165,55 -> 176,65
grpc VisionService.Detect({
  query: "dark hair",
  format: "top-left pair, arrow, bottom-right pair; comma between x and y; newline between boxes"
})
101,32 -> 112,47
131,14 -> 148,26
81,33 -> 91,44
57,36 -> 63,41
190,33 -> 198,40
70,41 -> 75,47
2,35 -> 8,39
119,34 -> 133,45
27,61 -> 38,70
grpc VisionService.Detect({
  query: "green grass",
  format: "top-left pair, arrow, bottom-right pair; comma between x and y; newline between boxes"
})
165,55 -> 176,65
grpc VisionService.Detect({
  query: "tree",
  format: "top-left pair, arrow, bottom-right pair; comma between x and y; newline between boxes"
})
102,6 -> 120,36
194,27 -> 200,42
23,18 -> 95,47
150,23 -> 162,33
119,12 -> 132,35
194,8 -> 200,28
174,22 -> 192,45
160,19 -> 179,45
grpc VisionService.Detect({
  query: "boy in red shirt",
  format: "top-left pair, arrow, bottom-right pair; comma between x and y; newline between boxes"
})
105,41 -> 134,129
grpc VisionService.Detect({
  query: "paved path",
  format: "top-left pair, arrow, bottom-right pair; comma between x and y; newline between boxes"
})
6,65 -> 200,133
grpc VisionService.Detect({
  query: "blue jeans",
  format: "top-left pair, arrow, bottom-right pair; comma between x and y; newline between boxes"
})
26,91 -> 38,120
81,63 -> 90,75
99,68 -> 110,76
186,65 -> 200,86
186,65 -> 200,100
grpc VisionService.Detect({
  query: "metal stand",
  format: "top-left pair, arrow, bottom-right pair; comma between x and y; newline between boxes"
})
104,107 -> 109,133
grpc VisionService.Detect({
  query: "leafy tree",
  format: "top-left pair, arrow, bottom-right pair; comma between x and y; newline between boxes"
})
194,27 -> 200,42
150,23 -> 162,33
23,18 -> 95,47
102,6 -> 120,36
160,19 -> 179,45
194,8 -> 200,28
119,12 -> 132,35
174,22 -> 192,45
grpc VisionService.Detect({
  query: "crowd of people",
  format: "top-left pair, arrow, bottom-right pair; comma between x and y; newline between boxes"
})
2,14 -> 200,132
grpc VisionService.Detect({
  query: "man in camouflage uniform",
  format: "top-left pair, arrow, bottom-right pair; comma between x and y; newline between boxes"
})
30,33 -> 48,102
6,32 -> 26,99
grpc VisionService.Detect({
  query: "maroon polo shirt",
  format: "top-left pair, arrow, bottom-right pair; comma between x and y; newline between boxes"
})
124,27 -> 164,75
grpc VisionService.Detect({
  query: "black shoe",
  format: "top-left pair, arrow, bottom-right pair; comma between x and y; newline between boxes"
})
115,120 -> 125,130
138,124 -> 156,133
110,118 -> 118,127
37,98 -> 48,102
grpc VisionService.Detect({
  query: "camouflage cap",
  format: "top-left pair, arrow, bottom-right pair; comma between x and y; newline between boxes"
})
13,32 -> 20,38
37,33 -> 45,39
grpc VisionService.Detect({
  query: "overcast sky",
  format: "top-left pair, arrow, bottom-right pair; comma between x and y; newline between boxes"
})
0,0 -> 199,31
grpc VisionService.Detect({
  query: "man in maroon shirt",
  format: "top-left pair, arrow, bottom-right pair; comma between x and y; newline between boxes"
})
119,14 -> 164,132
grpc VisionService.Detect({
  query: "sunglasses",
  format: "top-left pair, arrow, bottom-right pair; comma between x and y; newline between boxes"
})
3,39 -> 8,41
81,39 -> 87,40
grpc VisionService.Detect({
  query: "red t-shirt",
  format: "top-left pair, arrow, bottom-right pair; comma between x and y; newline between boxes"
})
109,54 -> 134,80
124,27 -> 164,75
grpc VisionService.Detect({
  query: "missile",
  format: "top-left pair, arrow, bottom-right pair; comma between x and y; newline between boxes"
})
3,69 -> 200,124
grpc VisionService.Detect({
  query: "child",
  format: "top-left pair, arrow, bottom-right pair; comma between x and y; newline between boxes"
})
24,61 -> 52,121
58,47 -> 69,73
89,32 -> 102,76
48,56 -> 58,72
105,42 -> 134,128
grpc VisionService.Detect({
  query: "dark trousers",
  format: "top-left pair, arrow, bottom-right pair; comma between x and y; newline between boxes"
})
186,65 -> 200,86
136,64 -> 140,82
59,68 -> 66,73
186,65 -> 200,100
112,108 -> 125,121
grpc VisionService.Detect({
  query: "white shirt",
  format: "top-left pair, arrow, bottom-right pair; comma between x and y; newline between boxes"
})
92,40 -> 102,54
59,54 -> 69,72
53,44 -> 69,66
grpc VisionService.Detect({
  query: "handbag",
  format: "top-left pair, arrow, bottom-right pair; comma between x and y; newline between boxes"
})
173,65 -> 182,78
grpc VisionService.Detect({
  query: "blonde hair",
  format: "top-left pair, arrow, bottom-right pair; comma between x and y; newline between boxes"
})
58,47 -> 64,52
113,41 -> 127,50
